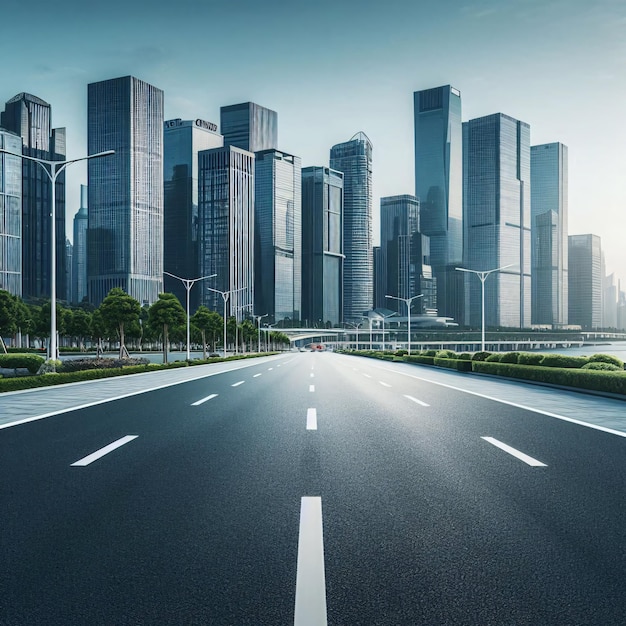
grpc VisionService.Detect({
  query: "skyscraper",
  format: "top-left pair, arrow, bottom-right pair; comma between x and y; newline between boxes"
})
87,76 -> 164,306
72,185 -> 89,304
163,118 -> 223,310
0,129 -> 22,296
530,142 -> 568,326
197,146 -> 255,317
301,166 -> 344,326
330,132 -> 373,321
65,238 -> 73,302
414,85 -> 463,320
220,102 -> 278,153
254,149 -> 301,323
568,234 -> 602,329
1,93 -> 66,301
463,113 -> 531,329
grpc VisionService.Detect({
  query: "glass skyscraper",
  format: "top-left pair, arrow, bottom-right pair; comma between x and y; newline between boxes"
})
254,149 -> 301,323
414,85 -> 463,321
0,129 -> 22,296
1,93 -> 66,301
163,118 -> 223,311
87,76 -> 164,306
301,166 -> 344,326
220,102 -> 278,153
463,113 -> 531,329
330,133 -> 373,321
568,234 -> 602,329
72,185 -> 88,304
197,146 -> 255,318
530,142 -> 568,327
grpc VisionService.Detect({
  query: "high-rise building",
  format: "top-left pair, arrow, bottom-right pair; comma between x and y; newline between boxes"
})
530,142 -> 568,326
301,166 -> 344,326
65,238 -> 73,302
330,132 -> 373,321
568,234 -> 602,329
197,146 -> 255,318
254,149 -> 301,323
414,85 -> 463,320
0,129 -> 22,296
1,93 -> 66,301
604,271 -> 618,329
72,185 -> 89,304
463,113 -> 531,329
87,76 -> 164,306
220,102 -> 278,153
163,118 -> 223,310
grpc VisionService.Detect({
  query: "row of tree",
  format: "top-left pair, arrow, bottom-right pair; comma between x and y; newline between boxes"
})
0,288 -> 290,361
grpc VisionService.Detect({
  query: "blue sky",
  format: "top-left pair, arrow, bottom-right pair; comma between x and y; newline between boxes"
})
2,0 -> 625,279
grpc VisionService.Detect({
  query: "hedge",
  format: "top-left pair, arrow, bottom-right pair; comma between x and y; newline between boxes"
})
588,353 -> 624,368
0,353 -> 45,374
433,357 -> 472,372
539,354 -> 589,369
404,355 -> 435,365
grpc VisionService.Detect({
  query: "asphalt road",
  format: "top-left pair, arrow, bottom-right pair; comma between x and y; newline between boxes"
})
2,352 -> 626,625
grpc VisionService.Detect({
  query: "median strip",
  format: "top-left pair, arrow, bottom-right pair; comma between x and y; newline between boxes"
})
481,437 -> 547,467
71,435 -> 138,466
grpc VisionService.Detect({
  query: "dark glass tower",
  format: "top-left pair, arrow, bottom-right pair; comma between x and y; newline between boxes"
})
72,185 -> 88,304
220,102 -> 278,153
330,132 -> 373,321
87,76 -> 164,306
568,234 -> 602,329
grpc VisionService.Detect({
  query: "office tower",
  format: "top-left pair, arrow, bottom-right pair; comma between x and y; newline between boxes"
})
301,166 -> 344,326
530,142 -> 568,326
87,75 -> 164,306
197,146 -> 255,317
163,118 -> 223,310
1,93 -> 66,301
414,85 -> 463,320
604,271 -> 618,329
373,246 -> 382,309
330,132 -> 373,321
568,234 -> 602,329
220,102 -> 278,153
65,238 -> 73,302
463,113 -> 531,329
0,129 -> 22,296
72,185 -> 88,304
254,149 -> 301,323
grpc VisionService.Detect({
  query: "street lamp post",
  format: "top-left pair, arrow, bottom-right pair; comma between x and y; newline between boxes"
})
205,286 -> 247,357
0,148 -> 114,364
379,312 -> 396,352
455,264 -> 516,352
385,293 -> 424,355
163,271 -> 216,360
253,314 -> 268,352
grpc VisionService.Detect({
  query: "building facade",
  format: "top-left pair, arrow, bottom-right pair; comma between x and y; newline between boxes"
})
1,93 -> 66,301
87,76 -> 164,306
163,118 -> 223,311
463,113 -> 531,329
0,129 -> 22,296
220,102 -> 278,153
414,85 -> 463,320
530,142 -> 568,326
197,146 -> 255,318
301,166 -> 344,326
568,234 -> 602,329
254,149 -> 301,323
72,185 -> 88,304
329,132 -> 373,321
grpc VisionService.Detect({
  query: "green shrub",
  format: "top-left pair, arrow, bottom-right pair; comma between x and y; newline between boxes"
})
404,355 -> 435,365
582,362 -> 622,371
471,351 -> 492,361
459,353 -> 472,361
422,349 -> 438,357
60,357 -> 149,372
485,353 -> 502,362
436,349 -> 457,359
499,352 -> 520,364
587,353 -> 624,368
539,354 -> 589,368
0,353 -> 45,374
517,352 -> 544,366
434,357 -> 472,372
395,349 -> 408,357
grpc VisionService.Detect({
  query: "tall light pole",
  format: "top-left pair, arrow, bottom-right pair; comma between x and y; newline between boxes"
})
379,312 -> 396,352
0,148 -> 114,364
253,314 -> 268,352
205,286 -> 247,357
385,293 -> 424,355
163,271 -> 216,360
455,264 -> 516,352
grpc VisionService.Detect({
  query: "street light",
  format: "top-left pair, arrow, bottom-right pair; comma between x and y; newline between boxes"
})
163,271 -> 216,360
205,285 -> 247,357
378,311 -> 396,352
253,313 -> 268,352
385,294 -> 424,355
0,148 -> 114,363
455,264 -> 516,352
344,321 -> 364,350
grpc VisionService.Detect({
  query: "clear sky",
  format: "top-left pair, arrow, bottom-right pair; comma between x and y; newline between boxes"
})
2,0 -> 625,280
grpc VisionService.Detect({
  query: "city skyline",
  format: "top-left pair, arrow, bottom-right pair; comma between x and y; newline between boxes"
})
1,0 -> 624,282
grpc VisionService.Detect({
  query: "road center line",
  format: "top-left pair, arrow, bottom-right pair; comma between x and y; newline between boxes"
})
253,373 -> 262,378
309,385 -> 315,392
379,381 -> 391,387
268,367 -> 273,371
403,394 -> 430,407
191,393 -> 218,406
294,496 -> 327,626
231,381 -> 245,387
306,408 -> 317,430
481,437 -> 547,467
362,373 -> 371,378
71,435 -> 138,467
310,373 -> 315,378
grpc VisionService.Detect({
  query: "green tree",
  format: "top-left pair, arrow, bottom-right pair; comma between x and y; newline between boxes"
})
98,288 -> 141,359
240,319 -> 256,352
148,293 -> 186,363
0,290 -> 17,352
68,308 -> 92,351
14,298 -> 33,349
38,300 -> 68,356
191,307 -> 222,357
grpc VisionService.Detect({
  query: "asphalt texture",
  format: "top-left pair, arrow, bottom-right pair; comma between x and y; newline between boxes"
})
2,352 -> 626,625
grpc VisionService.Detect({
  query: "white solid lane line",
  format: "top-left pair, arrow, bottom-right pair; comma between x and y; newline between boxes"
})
307,408 -> 318,430
404,395 -> 430,407
191,393 -> 218,406
231,381 -> 245,387
309,385 -> 315,392
294,497 -> 328,626
71,435 -> 138,467
253,373 -> 262,378
481,437 -> 547,467
379,381 -> 391,387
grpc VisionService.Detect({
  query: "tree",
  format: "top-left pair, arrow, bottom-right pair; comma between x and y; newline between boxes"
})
240,319 -> 256,352
0,290 -> 17,352
68,308 -> 92,351
148,293 -> 186,363
191,307 -> 222,357
98,288 -> 141,359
